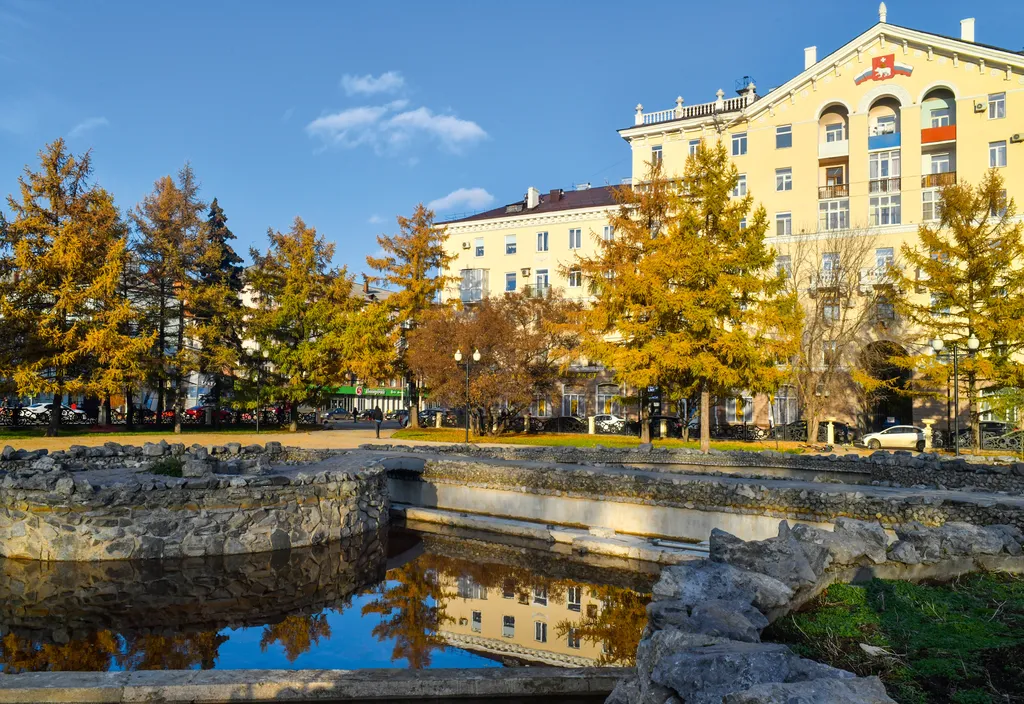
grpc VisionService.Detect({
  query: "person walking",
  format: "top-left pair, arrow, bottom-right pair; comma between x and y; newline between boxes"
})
352,406 -> 358,423
372,405 -> 383,438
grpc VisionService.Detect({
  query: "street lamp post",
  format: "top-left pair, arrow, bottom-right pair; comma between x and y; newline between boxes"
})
931,333 -> 980,456
454,349 -> 481,443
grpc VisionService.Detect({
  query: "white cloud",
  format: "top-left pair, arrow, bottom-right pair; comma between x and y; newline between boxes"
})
368,214 -> 384,224
68,116 -> 109,138
341,71 -> 405,96
281,107 -> 294,122
306,103 -> 486,153
428,187 -> 495,213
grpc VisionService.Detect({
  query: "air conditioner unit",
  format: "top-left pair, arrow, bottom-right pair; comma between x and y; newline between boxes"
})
461,241 -> 471,249
1011,133 -> 1024,144
974,102 -> 986,113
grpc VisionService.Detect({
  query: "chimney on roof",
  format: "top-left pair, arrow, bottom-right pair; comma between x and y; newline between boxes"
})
549,188 -> 562,203
960,17 -> 975,42
526,186 -> 540,209
804,46 -> 817,70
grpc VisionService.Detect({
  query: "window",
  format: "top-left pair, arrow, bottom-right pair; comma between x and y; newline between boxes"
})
990,141 -> 1007,168
819,200 -> 849,231
923,190 -> 942,221
739,218 -> 747,230
869,150 -> 900,183
457,577 -> 487,599
471,611 -> 482,633
775,213 -> 792,237
536,231 -> 549,252
531,396 -> 550,417
533,586 -> 548,606
502,579 -> 516,599
731,132 -> 747,156
991,189 -> 1008,218
731,174 -> 747,198
688,139 -> 700,155
474,237 -> 484,257
822,251 -> 840,275
929,153 -> 951,174
869,194 -> 901,226
825,123 -> 845,142
822,299 -> 841,323
505,272 -> 517,292
567,586 -> 582,612
602,225 -> 614,241
876,296 -> 895,321
505,234 -> 517,255
876,247 -> 894,270
872,114 -> 897,135
989,93 -> 1006,120
569,228 -> 582,250
727,396 -> 753,424
776,255 -> 792,278
776,168 -> 792,192
775,125 -> 792,149
563,393 -> 586,417
930,107 -> 951,128
567,628 -> 581,649
772,385 -> 799,425
502,615 -> 515,638
534,621 -> 547,643
568,267 -> 582,288
825,166 -> 845,186
460,269 -> 486,303
822,340 -> 839,365
651,145 -> 663,166
535,269 -> 549,290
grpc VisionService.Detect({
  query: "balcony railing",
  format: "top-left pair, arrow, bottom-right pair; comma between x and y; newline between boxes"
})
460,288 -> 484,304
921,124 -> 956,144
818,138 -> 849,159
868,132 -> 901,150
818,184 -> 849,199
524,284 -> 551,299
637,95 -> 752,126
869,177 -> 901,194
922,171 -> 956,188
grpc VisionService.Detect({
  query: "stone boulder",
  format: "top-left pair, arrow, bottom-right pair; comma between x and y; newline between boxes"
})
651,641 -> 853,704
636,630 -> 727,704
722,676 -> 896,703
181,460 -> 213,478
653,561 -> 794,613
142,442 -> 166,458
646,599 -> 767,643
986,524 -> 1024,556
893,522 -> 941,563
937,522 -> 1008,557
791,518 -> 888,566
710,523 -> 830,590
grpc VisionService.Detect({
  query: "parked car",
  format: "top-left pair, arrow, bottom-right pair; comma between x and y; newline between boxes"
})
772,420 -> 858,444
183,405 -> 232,423
23,403 -> 87,423
593,413 -> 627,432
418,407 -> 449,425
860,425 -> 926,451
322,407 -> 352,422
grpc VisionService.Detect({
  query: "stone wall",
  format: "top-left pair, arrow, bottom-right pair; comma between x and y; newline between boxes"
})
400,457 -> 1024,534
374,443 -> 1024,493
0,442 -> 388,561
609,518 -> 1024,704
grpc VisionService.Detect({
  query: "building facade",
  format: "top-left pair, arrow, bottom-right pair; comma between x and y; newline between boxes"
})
440,7 -> 1024,431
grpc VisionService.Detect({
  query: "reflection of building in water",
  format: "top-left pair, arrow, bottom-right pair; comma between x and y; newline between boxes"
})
438,575 -> 607,667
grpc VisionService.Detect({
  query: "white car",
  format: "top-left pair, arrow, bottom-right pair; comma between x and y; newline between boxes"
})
594,413 -> 627,431
861,425 -> 925,451
23,403 -> 87,422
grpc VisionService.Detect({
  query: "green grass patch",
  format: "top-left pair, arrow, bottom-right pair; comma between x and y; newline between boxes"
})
147,456 -> 183,477
765,573 -> 1024,703
391,427 -> 804,453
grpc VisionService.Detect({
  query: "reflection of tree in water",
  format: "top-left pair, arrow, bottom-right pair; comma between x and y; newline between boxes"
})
361,558 -> 454,668
555,585 -> 650,666
260,614 -> 332,662
118,631 -> 228,670
1,631 -> 120,673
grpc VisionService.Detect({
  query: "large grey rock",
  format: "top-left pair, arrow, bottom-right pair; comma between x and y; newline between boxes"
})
710,522 -> 830,590
887,540 -> 921,564
937,522 -> 1008,557
636,630 -> 726,704
181,460 -> 212,478
722,676 -> 896,703
894,522 -> 941,563
653,561 -> 794,613
646,599 -> 767,642
792,518 -> 888,566
142,442 -> 165,458
651,641 -> 852,704
986,524 -> 1024,556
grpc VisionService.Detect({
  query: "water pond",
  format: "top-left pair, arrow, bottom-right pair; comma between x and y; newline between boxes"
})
0,526 -> 653,672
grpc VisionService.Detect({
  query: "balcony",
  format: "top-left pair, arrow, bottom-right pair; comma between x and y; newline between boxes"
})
921,171 -> 956,188
818,184 -> 849,199
868,132 -> 901,150
524,284 -> 551,299
921,124 -> 956,145
818,139 -> 849,159
869,177 -> 901,194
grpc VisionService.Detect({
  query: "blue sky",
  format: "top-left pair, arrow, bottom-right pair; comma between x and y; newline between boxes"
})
1,1 -> 1021,276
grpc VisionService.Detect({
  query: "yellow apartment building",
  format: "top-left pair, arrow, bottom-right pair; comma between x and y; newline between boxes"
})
439,5 -> 1024,432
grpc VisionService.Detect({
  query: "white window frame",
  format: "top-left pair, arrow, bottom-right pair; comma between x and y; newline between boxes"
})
688,139 -> 700,155
990,141 -> 1007,168
775,125 -> 792,149
922,190 -> 942,222
872,114 -> 897,135
567,586 -> 582,612
474,237 -> 484,257
989,93 -> 1006,120
505,234 -> 517,255
535,269 -> 549,289
533,586 -> 548,606
602,225 -> 614,241
818,199 -> 849,231
775,168 -> 792,192
731,132 -> 747,156
568,267 -> 582,288
502,615 -> 515,638
568,228 -> 582,250
929,152 -> 951,174
929,107 -> 951,128
875,247 -> 894,270
825,122 -> 845,143
505,272 -> 517,292
471,610 -> 482,633
726,396 -> 753,424
651,145 -> 663,165
776,255 -> 792,278
869,194 -> 902,226
731,174 -> 747,198
536,231 -> 549,252
775,212 -> 792,236
869,150 -> 901,180
534,621 -> 547,643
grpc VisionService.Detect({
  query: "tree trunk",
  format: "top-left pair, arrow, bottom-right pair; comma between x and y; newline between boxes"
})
125,387 -> 135,432
699,387 -> 711,454
46,388 -> 62,437
211,375 -> 221,430
407,374 -> 421,429
289,405 -> 299,432
156,386 -> 165,427
639,390 -> 651,444
806,411 -> 818,444
101,394 -> 111,425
